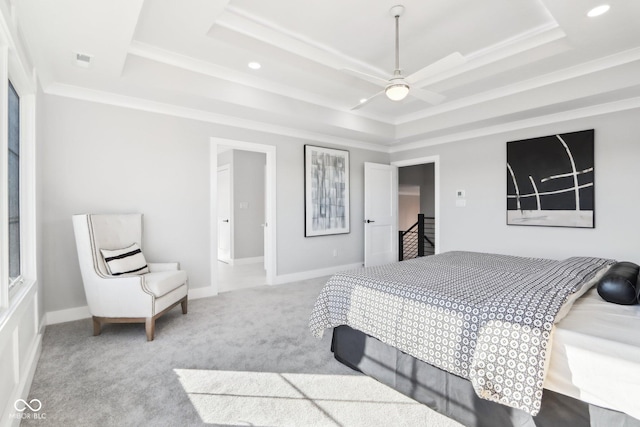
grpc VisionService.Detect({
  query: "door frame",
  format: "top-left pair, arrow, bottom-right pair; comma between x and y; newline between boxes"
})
391,155 -> 440,255
210,138 -> 277,294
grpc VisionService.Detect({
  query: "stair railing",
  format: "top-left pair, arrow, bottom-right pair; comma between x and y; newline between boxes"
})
399,214 -> 435,261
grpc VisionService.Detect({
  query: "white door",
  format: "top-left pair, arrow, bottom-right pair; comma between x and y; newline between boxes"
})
263,164 -> 268,270
217,165 -> 231,263
364,162 -> 397,267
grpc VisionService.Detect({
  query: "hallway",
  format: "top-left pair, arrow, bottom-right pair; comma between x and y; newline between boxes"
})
218,261 -> 267,293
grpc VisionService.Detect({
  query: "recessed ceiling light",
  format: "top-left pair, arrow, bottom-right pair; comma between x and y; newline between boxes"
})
359,98 -> 367,104
248,62 -> 261,70
587,4 -> 610,17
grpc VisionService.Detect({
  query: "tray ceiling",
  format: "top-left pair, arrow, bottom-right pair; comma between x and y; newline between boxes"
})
17,0 -> 640,151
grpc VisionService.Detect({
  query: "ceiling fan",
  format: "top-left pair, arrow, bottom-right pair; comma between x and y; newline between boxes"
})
345,5 -> 466,110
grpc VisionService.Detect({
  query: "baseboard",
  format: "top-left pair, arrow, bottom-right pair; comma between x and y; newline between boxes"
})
44,262 -> 357,323
44,287 -> 220,324
228,256 -> 264,266
273,262 -> 362,285
45,305 -> 90,325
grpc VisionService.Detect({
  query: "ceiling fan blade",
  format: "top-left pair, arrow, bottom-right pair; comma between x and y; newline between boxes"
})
350,91 -> 385,110
342,68 -> 389,87
409,88 -> 446,105
405,52 -> 466,85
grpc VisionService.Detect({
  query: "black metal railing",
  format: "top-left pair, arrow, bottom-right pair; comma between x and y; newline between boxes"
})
399,214 -> 435,261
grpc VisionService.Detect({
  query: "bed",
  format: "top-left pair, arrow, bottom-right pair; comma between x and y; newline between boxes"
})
309,251 -> 640,427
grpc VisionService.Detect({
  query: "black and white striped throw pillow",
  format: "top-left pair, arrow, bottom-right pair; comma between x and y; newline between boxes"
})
100,243 -> 149,276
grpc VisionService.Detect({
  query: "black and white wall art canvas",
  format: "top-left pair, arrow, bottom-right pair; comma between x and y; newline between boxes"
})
305,145 -> 350,236
507,129 -> 594,228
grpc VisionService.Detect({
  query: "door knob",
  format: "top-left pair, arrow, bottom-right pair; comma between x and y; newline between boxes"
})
222,219 -> 229,223
365,219 -> 375,223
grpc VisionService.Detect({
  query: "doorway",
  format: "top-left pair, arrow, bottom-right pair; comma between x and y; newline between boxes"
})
210,138 -> 276,295
398,163 -> 435,258
392,156 -> 440,256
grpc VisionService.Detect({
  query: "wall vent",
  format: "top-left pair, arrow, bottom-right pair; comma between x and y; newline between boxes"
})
75,52 -> 92,68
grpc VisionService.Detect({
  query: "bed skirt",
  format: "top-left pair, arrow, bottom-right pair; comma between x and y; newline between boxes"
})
331,325 -> 640,427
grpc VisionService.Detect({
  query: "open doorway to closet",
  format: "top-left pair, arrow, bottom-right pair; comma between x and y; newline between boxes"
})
394,156 -> 439,260
211,139 -> 276,295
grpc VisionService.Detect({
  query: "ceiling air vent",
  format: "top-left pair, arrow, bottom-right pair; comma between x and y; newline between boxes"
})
75,52 -> 92,68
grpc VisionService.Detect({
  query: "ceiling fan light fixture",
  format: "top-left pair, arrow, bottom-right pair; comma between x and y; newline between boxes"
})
347,4 -> 456,110
385,82 -> 409,101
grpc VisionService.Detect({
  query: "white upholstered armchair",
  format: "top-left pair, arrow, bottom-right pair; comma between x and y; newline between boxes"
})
72,214 -> 188,341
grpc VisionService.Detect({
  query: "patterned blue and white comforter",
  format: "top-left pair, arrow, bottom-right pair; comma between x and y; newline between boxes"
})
309,251 -> 613,415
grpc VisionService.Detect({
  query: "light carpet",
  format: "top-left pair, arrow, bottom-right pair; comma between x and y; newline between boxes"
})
23,277 -> 462,427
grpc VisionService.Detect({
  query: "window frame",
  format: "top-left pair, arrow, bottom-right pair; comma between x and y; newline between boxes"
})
0,40 -> 37,309
7,79 -> 21,292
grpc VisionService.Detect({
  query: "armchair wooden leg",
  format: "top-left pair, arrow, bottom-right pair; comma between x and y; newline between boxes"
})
92,317 -> 101,336
145,317 -> 155,341
181,297 -> 188,314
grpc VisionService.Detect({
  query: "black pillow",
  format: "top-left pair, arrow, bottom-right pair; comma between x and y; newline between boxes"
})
597,261 -> 639,305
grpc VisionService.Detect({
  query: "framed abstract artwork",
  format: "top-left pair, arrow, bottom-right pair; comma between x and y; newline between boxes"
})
507,129 -> 594,228
304,145 -> 350,236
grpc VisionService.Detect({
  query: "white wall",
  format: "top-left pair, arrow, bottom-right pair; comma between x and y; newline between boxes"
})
277,144 -> 388,273
391,108 -> 640,263
40,94 -> 388,314
398,194 -> 419,230
40,92 -> 640,314
399,163 -> 435,217
40,95 -> 211,313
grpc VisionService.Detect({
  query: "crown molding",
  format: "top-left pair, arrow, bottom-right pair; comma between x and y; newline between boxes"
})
414,22 -> 566,90
218,5 -> 388,77
125,12 -> 640,140
0,2 -> 17,51
43,82 -> 389,153
397,47 -> 640,128
128,41 -> 339,112
466,22 -> 562,61
212,4 -> 570,130
389,96 -> 640,153
0,1 -> 36,93
127,41 -> 393,125
42,82 -> 640,157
